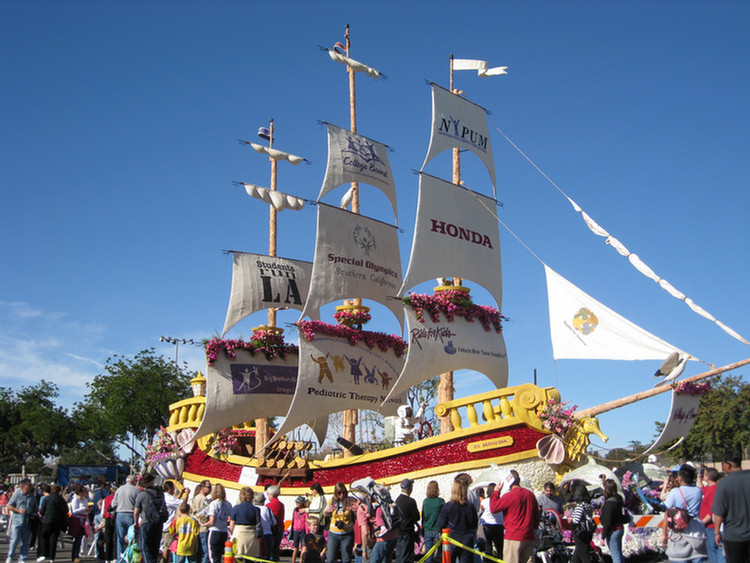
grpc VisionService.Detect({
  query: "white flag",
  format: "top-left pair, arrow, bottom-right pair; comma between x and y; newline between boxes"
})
545,265 -> 684,360
453,59 -> 508,77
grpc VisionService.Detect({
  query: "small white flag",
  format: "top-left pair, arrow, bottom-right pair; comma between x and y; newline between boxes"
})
453,59 -> 508,77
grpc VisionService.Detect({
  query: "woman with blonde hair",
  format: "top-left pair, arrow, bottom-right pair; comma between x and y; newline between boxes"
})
206,483 -> 233,563
436,479 -> 478,563
230,487 -> 261,559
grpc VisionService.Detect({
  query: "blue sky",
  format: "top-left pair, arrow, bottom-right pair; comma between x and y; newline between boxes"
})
2,1 -> 749,457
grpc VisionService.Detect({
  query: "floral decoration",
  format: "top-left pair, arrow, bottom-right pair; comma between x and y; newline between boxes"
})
403,290 -> 503,332
675,380 -> 711,395
145,426 -> 184,464
205,333 -> 298,365
210,427 -> 255,456
537,398 -> 578,436
333,308 -> 372,328
297,320 -> 407,358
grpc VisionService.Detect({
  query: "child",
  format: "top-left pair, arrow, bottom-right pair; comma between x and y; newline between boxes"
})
292,496 -> 309,563
169,503 -> 200,563
301,516 -> 326,563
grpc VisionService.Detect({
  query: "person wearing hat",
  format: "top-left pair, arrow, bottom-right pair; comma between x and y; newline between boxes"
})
133,474 -> 168,563
291,495 -> 309,563
394,479 -> 420,563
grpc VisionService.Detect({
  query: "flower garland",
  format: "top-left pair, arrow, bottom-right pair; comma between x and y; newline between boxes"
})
297,320 -> 407,358
538,398 -> 578,436
205,334 -> 298,365
145,426 -> 183,464
403,290 -> 503,332
675,380 -> 710,395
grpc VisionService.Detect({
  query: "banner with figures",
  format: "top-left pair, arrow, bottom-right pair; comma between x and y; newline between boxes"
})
318,124 -> 398,219
400,174 -> 502,309
301,204 -> 403,328
222,252 -> 317,336
382,307 -> 508,404
422,83 -> 497,195
642,389 -> 702,455
272,328 -> 406,443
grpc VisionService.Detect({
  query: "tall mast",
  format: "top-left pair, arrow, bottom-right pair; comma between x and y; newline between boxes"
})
436,55 -> 463,434
341,24 -> 359,451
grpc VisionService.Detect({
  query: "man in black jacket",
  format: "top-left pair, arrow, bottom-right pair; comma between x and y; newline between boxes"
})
133,474 -> 167,563
394,479 -> 420,563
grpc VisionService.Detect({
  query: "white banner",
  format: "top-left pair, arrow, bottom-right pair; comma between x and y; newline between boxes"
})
400,174 -> 502,308
643,390 -> 702,454
272,329 -> 405,441
422,83 -> 496,195
545,265 -> 684,360
196,349 -> 298,439
453,59 -> 508,77
318,124 -> 398,219
301,205 -> 403,327
222,252 -> 316,336
383,306 -> 508,403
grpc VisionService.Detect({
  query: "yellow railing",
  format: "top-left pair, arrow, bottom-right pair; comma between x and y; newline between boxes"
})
434,383 -> 559,432
167,396 -> 206,431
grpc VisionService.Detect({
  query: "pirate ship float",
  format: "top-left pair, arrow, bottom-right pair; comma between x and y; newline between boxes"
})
153,30 -> 749,521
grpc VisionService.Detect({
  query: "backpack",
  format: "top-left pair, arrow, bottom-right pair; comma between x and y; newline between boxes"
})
574,505 -> 596,535
143,489 -> 169,524
665,488 -> 691,532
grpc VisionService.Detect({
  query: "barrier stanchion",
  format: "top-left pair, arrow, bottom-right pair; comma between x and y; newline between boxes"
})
442,529 -> 452,563
224,540 -> 235,563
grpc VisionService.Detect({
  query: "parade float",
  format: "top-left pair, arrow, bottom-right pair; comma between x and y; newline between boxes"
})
149,29 -> 750,559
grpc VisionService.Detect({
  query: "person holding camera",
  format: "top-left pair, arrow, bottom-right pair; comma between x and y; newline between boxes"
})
325,482 -> 356,563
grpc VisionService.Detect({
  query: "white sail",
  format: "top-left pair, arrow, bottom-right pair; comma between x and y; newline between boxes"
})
222,252 -> 316,336
642,388 -> 701,455
399,174 -> 502,308
326,48 -> 382,80
301,204 -> 404,328
383,306 -> 508,404
545,265 -> 687,360
246,142 -> 306,164
422,83 -> 497,196
271,328 -> 405,443
318,124 -> 398,220
243,183 -> 306,212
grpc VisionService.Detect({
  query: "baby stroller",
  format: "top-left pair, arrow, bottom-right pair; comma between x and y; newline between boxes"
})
119,525 -> 142,563
535,510 -> 569,563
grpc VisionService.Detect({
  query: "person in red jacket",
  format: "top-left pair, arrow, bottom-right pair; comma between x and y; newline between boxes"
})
489,470 -> 540,563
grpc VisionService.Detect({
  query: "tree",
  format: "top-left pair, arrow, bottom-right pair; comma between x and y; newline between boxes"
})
0,381 -> 76,473
659,374 -> 750,463
74,349 -> 195,457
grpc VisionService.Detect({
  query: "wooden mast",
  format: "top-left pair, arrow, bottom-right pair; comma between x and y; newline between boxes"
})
341,24 -> 358,453
436,55 -> 462,434
254,119 -> 277,458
